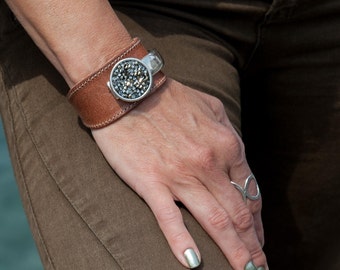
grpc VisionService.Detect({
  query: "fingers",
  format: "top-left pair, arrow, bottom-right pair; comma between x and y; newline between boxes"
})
227,169 -> 266,268
137,140 -> 267,269
174,181 -> 261,270
139,176 -> 266,270
187,136 -> 266,270
140,183 -> 201,269
92,82 -> 268,268
188,172 -> 267,270
229,165 -> 264,246
225,141 -> 266,266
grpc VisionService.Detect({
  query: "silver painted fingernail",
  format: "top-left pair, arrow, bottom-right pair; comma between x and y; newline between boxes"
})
258,267 -> 265,270
245,261 -> 257,270
184,248 -> 201,269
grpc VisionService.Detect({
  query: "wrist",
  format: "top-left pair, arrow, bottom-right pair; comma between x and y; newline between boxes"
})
59,31 -> 133,87
55,18 -> 133,87
7,0 -> 133,87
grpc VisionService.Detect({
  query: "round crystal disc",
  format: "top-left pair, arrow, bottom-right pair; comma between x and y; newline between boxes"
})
109,58 -> 152,102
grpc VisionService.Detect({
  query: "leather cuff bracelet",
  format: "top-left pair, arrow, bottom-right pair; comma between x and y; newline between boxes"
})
67,37 -> 166,129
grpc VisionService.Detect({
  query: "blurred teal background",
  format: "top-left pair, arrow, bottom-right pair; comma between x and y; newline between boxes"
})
0,119 -> 43,270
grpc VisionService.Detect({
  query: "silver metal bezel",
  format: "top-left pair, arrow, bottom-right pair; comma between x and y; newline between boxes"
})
108,57 -> 153,102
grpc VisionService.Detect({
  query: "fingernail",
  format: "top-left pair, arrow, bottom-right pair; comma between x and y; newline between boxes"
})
184,248 -> 201,268
244,261 -> 257,270
258,267 -> 265,270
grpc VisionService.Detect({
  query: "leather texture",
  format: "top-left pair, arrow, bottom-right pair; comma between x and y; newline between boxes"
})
67,38 -> 166,129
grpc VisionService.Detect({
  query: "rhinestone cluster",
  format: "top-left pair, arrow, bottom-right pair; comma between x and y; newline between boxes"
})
110,59 -> 151,101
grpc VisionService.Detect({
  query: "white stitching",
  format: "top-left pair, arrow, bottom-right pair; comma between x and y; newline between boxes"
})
67,38 -> 142,99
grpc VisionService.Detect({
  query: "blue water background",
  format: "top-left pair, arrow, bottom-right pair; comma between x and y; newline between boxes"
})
0,119 -> 43,270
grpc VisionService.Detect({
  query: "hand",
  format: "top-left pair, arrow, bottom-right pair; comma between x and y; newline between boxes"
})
92,79 -> 267,269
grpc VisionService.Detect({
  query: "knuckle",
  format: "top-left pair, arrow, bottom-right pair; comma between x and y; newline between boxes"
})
229,136 -> 244,156
233,206 -> 254,232
251,246 -> 266,262
211,96 -> 225,110
230,244 -> 248,262
220,131 -> 245,164
156,205 -> 180,225
207,207 -> 232,231
191,145 -> 216,171
169,231 -> 188,246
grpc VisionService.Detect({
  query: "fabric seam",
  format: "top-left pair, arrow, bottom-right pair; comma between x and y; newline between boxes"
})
0,80 -> 56,269
13,86 -> 125,270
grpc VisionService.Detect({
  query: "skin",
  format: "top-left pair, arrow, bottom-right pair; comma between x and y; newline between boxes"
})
5,0 -> 267,269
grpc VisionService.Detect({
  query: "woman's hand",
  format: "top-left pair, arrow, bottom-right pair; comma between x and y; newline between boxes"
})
92,79 -> 267,269
4,0 -> 266,268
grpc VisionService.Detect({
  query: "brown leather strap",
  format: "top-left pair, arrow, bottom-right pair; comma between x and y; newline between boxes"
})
67,38 -> 166,129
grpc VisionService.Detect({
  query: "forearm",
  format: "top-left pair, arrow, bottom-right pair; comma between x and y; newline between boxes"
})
5,0 -> 132,86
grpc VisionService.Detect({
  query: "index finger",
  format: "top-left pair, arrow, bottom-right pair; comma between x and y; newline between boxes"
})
139,182 -> 202,269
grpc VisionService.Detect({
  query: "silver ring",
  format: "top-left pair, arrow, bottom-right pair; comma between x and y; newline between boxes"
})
231,173 -> 261,201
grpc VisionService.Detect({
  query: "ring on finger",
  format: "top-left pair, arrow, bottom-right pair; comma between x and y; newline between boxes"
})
231,173 -> 261,202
